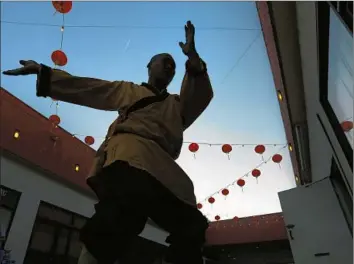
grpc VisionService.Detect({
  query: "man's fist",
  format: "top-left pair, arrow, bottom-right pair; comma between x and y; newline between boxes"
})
3,60 -> 40,76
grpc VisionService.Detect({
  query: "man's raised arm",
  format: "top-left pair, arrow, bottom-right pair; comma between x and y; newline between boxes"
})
178,21 -> 214,130
179,58 -> 213,130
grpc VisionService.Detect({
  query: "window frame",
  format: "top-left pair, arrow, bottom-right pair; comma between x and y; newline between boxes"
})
0,185 -> 21,249
24,202 -> 88,264
317,1 -> 353,171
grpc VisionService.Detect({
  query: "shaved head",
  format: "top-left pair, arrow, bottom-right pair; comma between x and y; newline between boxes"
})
147,53 -> 176,90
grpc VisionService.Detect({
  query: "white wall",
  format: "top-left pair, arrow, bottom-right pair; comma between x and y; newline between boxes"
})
295,2 -> 353,190
1,154 -> 168,264
280,178 -> 353,264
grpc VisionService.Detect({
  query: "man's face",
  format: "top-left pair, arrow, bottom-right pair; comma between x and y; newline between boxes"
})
148,54 -> 176,87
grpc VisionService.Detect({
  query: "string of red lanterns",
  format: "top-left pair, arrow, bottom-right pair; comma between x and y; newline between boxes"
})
196,144 -> 287,207
44,123 -> 289,149
70,133 -> 288,150
207,213 -> 285,225
51,1 -> 71,67
70,134 -> 286,146
48,1 -> 72,128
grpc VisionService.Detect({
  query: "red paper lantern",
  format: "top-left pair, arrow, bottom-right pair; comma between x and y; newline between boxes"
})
237,179 -> 245,187
49,114 -> 61,125
51,50 -> 68,66
208,197 -> 215,204
52,1 -> 73,14
215,215 -> 220,221
84,136 -> 95,146
233,216 -> 239,222
221,188 -> 229,196
272,154 -> 283,163
255,144 -> 265,154
188,143 -> 199,153
197,203 -> 203,209
221,144 -> 232,154
341,121 -> 353,132
252,169 -> 261,178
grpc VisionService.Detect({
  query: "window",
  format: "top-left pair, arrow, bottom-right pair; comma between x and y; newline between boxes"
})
24,202 -> 87,264
29,222 -> 56,253
327,8 -> 353,147
0,185 -> 21,249
68,230 -> 82,264
318,2 -> 353,170
0,208 -> 12,243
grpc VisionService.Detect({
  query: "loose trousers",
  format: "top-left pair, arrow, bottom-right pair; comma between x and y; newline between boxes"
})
79,161 -> 209,264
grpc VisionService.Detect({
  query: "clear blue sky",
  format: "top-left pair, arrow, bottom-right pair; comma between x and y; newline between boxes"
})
1,1 -> 296,219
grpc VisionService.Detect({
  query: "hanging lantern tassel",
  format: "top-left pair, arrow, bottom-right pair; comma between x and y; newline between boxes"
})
221,144 -> 232,160
272,154 -> 283,169
254,144 -> 266,161
55,101 -> 59,115
251,169 -> 261,183
50,133 -> 60,148
188,143 -> 199,159
237,178 -> 245,192
221,188 -> 229,200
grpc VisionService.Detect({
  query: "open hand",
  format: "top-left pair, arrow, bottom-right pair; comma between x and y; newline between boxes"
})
179,21 -> 198,58
3,60 -> 40,76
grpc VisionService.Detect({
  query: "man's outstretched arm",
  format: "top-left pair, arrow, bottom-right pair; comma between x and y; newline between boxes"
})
3,60 -> 132,111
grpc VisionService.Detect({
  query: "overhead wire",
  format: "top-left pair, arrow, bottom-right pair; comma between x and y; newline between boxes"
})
2,19 -> 264,86
1,20 -> 260,31
221,32 -> 262,84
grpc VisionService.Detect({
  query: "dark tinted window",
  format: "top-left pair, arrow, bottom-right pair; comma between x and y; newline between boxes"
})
0,186 -> 21,247
37,203 -> 73,225
24,202 -> 87,264
0,186 -> 20,209
29,222 -> 56,253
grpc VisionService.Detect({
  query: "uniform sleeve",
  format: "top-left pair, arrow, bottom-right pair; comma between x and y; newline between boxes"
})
36,64 -> 133,111
179,59 -> 214,130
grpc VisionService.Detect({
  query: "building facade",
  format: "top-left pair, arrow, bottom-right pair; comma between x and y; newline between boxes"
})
256,2 -> 353,264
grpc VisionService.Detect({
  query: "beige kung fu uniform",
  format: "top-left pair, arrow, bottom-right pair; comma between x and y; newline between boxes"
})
36,61 -> 213,207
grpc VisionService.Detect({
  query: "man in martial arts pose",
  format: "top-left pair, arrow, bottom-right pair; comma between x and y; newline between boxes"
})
3,21 -> 213,264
